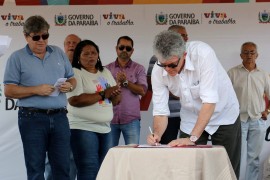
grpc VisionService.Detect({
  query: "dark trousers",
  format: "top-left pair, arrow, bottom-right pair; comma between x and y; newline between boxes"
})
160,116 -> 181,144
180,117 -> 241,179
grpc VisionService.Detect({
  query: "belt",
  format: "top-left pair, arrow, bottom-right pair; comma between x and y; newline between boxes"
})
19,107 -> 67,114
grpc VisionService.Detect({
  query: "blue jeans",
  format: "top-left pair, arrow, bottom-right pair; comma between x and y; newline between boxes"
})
44,151 -> 77,180
18,108 -> 70,180
70,129 -> 112,180
241,118 -> 266,180
110,119 -> 140,146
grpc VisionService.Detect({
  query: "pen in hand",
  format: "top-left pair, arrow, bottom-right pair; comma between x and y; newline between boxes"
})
149,126 -> 158,146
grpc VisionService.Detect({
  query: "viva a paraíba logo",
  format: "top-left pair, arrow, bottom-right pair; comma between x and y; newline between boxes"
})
156,12 -> 200,25
55,13 -> 98,26
1,13 -> 25,26
203,11 -> 236,24
259,10 -> 270,23
102,12 -> 134,25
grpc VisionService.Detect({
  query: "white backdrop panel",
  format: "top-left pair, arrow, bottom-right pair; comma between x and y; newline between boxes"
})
0,2 -> 270,180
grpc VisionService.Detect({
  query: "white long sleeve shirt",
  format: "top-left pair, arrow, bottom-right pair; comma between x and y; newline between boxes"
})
152,41 -> 239,135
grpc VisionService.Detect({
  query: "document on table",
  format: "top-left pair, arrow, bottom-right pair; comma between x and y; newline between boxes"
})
137,144 -> 212,148
137,144 -> 171,148
50,78 -> 67,96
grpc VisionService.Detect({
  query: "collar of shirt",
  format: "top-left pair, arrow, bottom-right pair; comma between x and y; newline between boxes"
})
182,54 -> 195,72
238,63 -> 261,72
115,58 -> 132,68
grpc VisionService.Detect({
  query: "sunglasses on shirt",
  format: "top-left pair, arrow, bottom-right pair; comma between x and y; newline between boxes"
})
118,45 -> 133,52
27,33 -> 50,41
156,58 -> 180,69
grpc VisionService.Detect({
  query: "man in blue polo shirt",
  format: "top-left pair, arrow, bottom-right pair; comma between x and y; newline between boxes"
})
3,15 -> 76,180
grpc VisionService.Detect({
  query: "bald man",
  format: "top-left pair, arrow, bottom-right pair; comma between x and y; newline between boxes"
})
64,34 -> 81,63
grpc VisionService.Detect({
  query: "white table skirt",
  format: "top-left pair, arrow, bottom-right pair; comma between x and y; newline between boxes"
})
97,145 -> 237,180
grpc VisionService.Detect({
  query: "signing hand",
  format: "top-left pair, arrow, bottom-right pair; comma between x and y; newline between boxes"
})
147,133 -> 160,146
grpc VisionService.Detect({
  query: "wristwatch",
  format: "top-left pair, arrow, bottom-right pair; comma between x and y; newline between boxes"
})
122,80 -> 129,87
99,91 -> 105,100
189,135 -> 198,143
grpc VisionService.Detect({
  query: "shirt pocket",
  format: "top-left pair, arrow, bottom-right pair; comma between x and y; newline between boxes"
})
128,74 -> 137,84
190,85 -> 200,99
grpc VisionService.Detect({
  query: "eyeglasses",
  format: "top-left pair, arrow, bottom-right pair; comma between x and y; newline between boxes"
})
242,51 -> 256,56
156,58 -> 180,69
27,33 -> 49,41
118,45 -> 133,52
